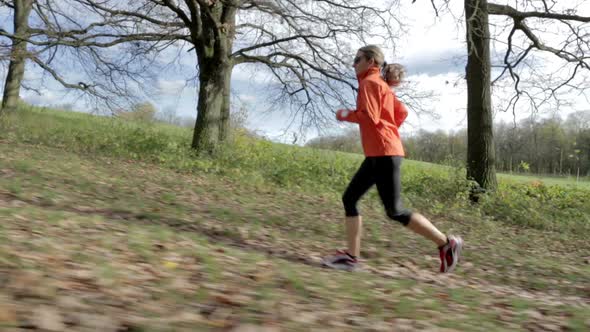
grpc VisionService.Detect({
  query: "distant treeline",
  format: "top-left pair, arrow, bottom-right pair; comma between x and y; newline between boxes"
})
306,111 -> 590,177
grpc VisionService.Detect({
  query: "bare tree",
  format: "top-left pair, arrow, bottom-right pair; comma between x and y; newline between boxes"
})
422,0 -> 590,191
0,0 -> 185,113
489,2 -> 590,115
1,0 -> 33,111
67,0 -> 406,154
464,0 -> 497,191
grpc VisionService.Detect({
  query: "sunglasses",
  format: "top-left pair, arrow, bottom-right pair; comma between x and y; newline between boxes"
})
353,56 -> 364,65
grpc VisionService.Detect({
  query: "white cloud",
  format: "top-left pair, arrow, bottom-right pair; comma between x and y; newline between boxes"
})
237,94 -> 257,103
231,64 -> 277,85
0,8 -> 13,33
400,72 -> 467,133
156,79 -> 186,96
394,0 -> 465,59
22,89 -> 61,105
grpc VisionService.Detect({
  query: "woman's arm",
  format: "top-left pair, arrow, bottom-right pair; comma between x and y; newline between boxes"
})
337,80 -> 382,124
393,93 -> 408,127
336,109 -> 359,123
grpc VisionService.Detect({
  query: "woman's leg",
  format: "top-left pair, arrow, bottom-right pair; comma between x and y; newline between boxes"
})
374,156 -> 446,246
406,213 -> 447,247
345,216 -> 363,258
375,156 -> 463,272
341,158 -> 375,257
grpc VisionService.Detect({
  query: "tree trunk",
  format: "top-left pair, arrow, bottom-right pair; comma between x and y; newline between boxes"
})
190,1 -> 236,154
191,62 -> 232,154
559,148 -> 563,175
1,0 -> 33,112
218,65 -> 232,143
464,0 -> 498,191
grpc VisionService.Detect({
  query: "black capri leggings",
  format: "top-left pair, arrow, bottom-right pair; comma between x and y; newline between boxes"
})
342,156 -> 412,225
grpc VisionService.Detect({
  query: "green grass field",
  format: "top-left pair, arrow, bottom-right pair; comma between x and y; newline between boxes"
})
498,172 -> 590,189
0,105 -> 589,331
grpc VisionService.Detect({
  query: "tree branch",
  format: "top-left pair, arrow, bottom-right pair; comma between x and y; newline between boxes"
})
0,29 -> 190,48
516,19 -> 590,68
80,0 -> 184,27
0,0 -> 14,9
29,55 -> 93,91
488,3 -> 590,23
231,30 -> 338,57
160,0 -> 193,27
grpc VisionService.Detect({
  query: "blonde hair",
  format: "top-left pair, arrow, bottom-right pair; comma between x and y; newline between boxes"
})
358,45 -> 405,87
358,45 -> 385,67
382,63 -> 406,87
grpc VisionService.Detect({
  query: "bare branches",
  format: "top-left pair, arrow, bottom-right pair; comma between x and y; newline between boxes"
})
488,1 -> 590,115
0,0 -> 13,9
238,1 -> 283,13
412,0 -> 451,17
232,30 -> 339,57
229,0 -> 404,133
235,51 -> 354,87
1,28 -> 189,47
29,55 -> 92,91
489,3 -> 590,68
160,0 -> 192,27
2,0 -> 410,135
0,0 -> 193,112
488,4 -> 590,23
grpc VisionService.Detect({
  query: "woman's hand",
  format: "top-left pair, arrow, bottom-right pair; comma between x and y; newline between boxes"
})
336,109 -> 350,121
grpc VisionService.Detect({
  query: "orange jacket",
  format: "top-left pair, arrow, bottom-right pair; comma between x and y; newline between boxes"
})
337,67 -> 407,157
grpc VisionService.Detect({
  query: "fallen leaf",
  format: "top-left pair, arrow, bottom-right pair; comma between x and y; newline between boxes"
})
214,293 -> 251,307
173,311 -> 205,323
33,306 -> 65,332
545,323 -> 564,331
69,269 -> 95,282
57,296 -> 89,310
293,311 -> 319,324
163,261 -> 178,269
73,313 -> 120,331
523,309 -> 543,320
10,271 -> 56,299
0,303 -> 17,324
230,324 -> 280,332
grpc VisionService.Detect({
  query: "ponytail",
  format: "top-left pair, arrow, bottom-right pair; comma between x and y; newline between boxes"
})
382,63 -> 406,87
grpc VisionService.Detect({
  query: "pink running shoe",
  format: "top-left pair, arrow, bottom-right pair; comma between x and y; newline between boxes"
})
322,250 -> 358,271
439,235 -> 463,273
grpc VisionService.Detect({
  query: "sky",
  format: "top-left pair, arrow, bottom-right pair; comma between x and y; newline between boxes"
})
1,0 -> 589,144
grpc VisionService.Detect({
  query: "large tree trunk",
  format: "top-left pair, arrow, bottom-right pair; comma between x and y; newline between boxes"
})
191,61 -> 232,154
464,0 -> 498,191
1,0 -> 33,111
218,64 -> 232,143
190,1 -> 236,154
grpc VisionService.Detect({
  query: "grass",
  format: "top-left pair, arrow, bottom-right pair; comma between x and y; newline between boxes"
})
0,104 -> 589,330
499,172 -> 590,189
2,105 -> 590,234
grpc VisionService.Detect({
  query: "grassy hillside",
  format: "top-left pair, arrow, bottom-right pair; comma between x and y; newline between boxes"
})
0,105 -> 589,331
2,106 -> 589,233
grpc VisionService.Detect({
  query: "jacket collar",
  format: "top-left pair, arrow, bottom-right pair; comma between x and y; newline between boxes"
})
357,66 -> 380,82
